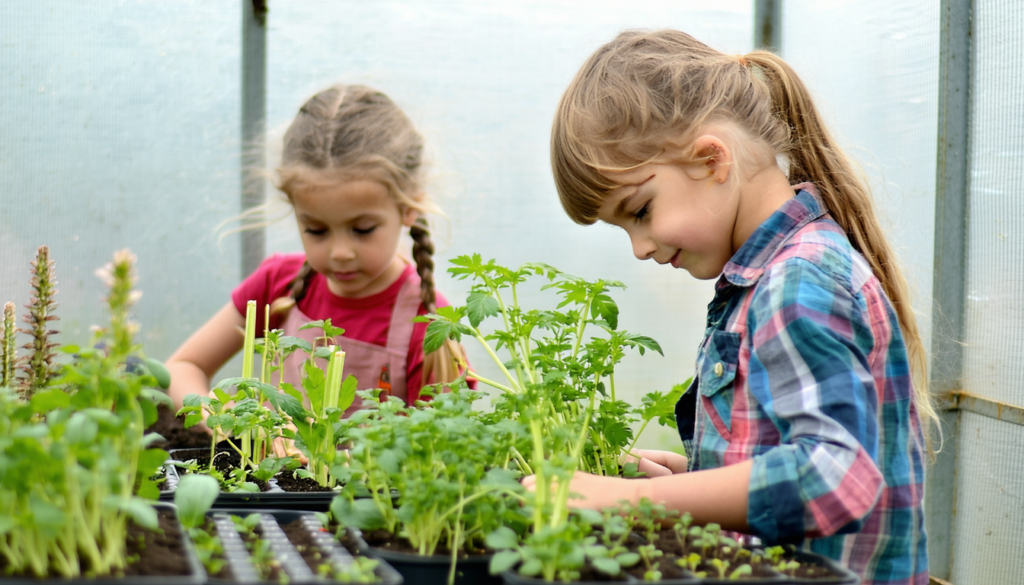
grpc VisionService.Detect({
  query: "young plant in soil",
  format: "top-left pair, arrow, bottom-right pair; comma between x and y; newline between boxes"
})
178,301 -> 307,491
179,308 -> 356,492
329,384 -> 527,584
418,256 -> 683,478
174,474 -> 225,576
285,319 -> 358,488
0,248 -> 174,578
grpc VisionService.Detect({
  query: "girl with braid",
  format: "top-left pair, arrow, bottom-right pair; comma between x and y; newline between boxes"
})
167,84 -> 470,415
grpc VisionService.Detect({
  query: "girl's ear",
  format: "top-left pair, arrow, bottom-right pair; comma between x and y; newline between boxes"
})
402,206 -> 420,227
692,134 -> 732,184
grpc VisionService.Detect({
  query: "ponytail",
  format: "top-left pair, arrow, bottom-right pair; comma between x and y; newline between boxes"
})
409,217 -> 466,387
551,29 -> 936,450
745,51 -> 938,448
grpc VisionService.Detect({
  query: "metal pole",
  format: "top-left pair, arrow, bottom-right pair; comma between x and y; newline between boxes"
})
926,0 -> 972,579
241,0 -> 268,278
754,0 -> 782,51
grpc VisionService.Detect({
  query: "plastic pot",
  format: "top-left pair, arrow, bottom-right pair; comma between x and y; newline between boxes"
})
348,528 -> 497,585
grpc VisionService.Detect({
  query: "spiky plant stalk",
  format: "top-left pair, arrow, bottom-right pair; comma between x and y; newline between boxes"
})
2,302 -> 15,388
16,245 -> 60,397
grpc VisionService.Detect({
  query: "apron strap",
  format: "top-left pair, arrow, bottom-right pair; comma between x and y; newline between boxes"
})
384,270 -> 424,403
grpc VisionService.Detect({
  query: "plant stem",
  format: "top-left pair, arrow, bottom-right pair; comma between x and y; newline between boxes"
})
465,369 -> 514,395
471,330 -> 521,392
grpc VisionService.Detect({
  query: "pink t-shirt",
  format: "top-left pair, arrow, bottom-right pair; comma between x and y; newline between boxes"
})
232,253 -> 447,394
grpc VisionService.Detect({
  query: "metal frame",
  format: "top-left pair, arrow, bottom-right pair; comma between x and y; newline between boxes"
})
754,0 -> 782,51
926,0 -> 973,580
241,0 -> 268,278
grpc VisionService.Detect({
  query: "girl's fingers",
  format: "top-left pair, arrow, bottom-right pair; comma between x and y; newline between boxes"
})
637,458 -> 673,477
633,449 -> 688,474
521,474 -> 537,491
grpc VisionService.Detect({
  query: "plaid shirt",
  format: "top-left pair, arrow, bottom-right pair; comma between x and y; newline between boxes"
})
675,186 -> 928,584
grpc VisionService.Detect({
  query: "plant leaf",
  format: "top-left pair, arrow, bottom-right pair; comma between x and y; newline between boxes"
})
490,550 -> 520,574
174,474 -> 219,530
485,526 -> 519,550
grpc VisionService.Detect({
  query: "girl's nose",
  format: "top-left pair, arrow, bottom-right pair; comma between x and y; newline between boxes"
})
330,237 -> 356,262
630,233 -> 657,261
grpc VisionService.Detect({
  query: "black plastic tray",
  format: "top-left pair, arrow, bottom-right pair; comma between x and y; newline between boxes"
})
350,528 -> 498,585
206,509 -> 402,585
0,503 -> 205,585
164,448 -> 339,511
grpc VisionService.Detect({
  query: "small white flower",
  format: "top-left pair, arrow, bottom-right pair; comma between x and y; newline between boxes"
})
94,263 -> 115,286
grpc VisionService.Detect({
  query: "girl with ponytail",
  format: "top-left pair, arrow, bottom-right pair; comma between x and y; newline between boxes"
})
167,84 -> 469,416
534,29 -> 931,584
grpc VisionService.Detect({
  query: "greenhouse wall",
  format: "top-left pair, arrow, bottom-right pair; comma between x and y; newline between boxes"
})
3,2 -> 1023,583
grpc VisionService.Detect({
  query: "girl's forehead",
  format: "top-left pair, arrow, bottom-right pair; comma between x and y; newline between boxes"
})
291,178 -> 398,217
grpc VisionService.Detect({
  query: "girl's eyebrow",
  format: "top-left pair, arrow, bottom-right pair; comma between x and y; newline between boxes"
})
613,174 -> 655,218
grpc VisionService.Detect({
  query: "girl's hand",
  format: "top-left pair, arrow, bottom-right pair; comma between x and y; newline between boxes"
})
623,449 -> 689,477
521,471 -> 643,510
272,436 -> 308,464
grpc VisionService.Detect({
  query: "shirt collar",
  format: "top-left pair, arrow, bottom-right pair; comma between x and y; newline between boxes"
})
719,182 -> 828,289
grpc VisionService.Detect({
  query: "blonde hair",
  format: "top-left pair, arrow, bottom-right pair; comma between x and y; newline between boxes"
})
271,84 -> 465,389
551,29 -> 937,446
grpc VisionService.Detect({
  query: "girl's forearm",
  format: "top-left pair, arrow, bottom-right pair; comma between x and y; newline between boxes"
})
165,360 -> 213,410
636,459 -> 753,532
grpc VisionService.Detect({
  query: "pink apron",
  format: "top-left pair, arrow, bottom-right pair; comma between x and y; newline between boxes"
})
277,271 -> 423,416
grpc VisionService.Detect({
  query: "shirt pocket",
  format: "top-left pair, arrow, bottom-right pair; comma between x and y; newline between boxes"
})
698,330 -> 741,441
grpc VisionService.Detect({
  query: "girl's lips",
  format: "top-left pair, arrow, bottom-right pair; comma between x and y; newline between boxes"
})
333,271 -> 359,281
670,250 -> 682,268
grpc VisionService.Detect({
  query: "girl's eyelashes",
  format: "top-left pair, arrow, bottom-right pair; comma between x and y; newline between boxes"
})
304,227 -> 328,236
353,225 -> 377,236
632,202 -> 650,223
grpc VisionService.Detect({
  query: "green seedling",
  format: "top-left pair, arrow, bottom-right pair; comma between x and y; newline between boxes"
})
319,556 -> 381,583
636,543 -> 663,581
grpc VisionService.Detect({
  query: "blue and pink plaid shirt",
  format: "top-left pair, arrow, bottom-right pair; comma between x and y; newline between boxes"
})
676,185 -> 928,584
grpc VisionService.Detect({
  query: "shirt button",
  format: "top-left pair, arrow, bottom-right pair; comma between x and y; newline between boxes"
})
714,362 -> 724,377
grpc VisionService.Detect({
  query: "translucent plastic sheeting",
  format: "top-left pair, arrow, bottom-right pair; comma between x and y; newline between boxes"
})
781,0 -> 940,361
962,0 -> 1024,407
0,1 -> 242,362
259,1 -> 753,448
951,412 -> 1024,584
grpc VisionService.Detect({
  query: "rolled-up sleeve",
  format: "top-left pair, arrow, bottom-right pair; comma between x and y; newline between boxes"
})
743,258 -> 883,543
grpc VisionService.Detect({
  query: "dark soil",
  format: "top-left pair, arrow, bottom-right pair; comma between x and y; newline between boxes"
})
0,508 -> 195,578
172,448 -> 272,492
630,527 -> 824,581
146,403 -> 212,450
274,471 -> 335,492
123,508 -> 195,577
281,519 -> 332,574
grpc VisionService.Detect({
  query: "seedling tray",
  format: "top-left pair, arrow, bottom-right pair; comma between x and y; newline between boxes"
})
205,509 -> 402,585
164,448 -> 339,511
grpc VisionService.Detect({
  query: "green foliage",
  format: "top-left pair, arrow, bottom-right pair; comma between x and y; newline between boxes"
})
174,474 -> 220,530
0,248 -> 171,578
420,256 -> 683,478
